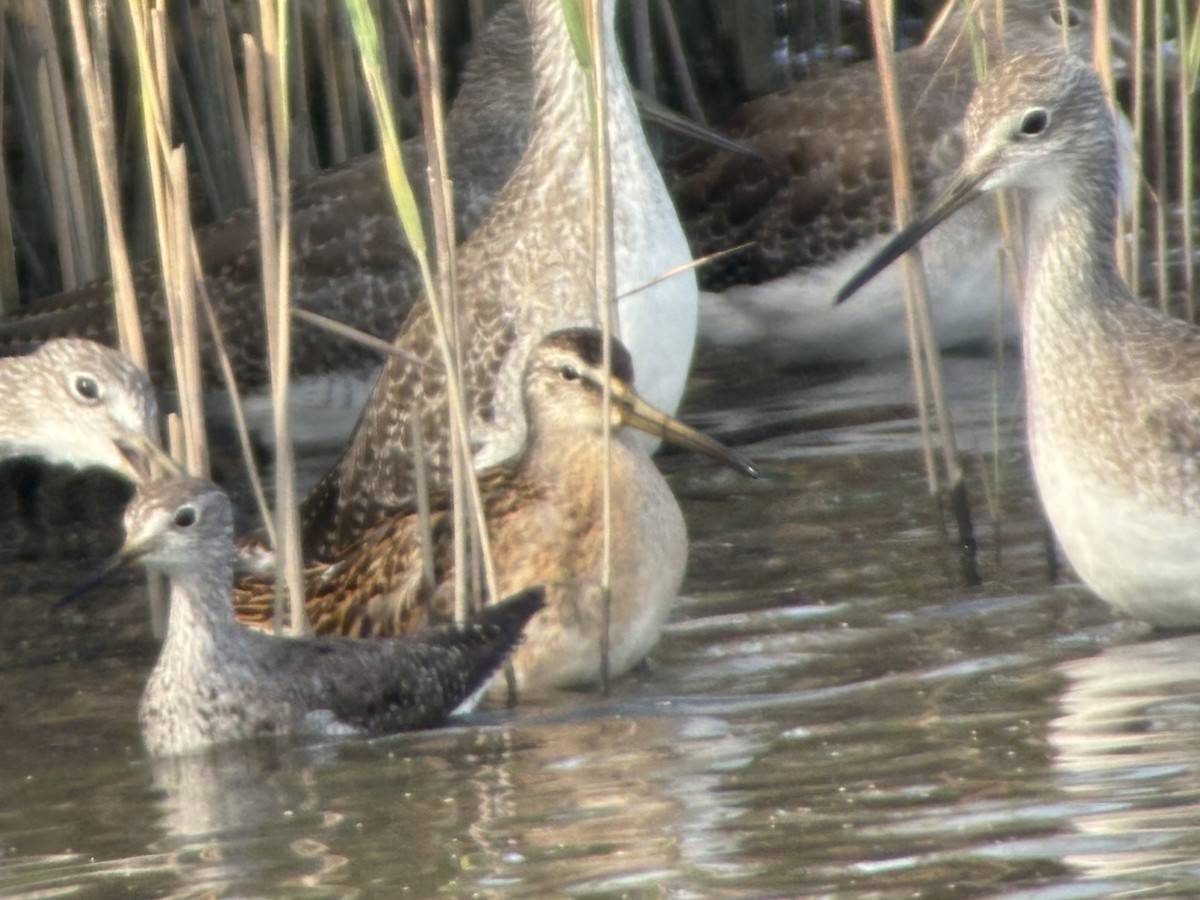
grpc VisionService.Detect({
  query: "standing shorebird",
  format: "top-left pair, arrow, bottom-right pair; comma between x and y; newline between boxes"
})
670,0 -> 1117,365
836,49 -> 1200,627
236,329 -> 757,691
62,476 -> 544,757
298,0 -> 697,560
0,338 -> 158,481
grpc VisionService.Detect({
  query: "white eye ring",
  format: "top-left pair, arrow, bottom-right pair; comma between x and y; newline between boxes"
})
71,372 -> 103,404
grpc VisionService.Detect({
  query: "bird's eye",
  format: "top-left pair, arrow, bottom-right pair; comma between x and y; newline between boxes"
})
559,365 -> 580,381
1019,109 -> 1049,137
1049,6 -> 1080,27
173,506 -> 198,528
72,373 -> 102,404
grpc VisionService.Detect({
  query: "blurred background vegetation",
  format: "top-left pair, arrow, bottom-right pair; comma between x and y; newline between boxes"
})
4,0 -> 1190,313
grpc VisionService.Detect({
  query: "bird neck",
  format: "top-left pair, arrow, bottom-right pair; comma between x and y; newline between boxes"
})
524,0 -> 632,149
160,558 -> 245,653
1024,132 -> 1123,324
520,414 -> 635,501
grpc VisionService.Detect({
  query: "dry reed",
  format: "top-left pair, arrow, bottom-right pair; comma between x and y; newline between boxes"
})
866,0 -> 980,585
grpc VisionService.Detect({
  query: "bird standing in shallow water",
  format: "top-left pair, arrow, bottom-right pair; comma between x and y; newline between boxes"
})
236,328 -> 758,692
0,338 -> 159,481
68,476 -> 544,757
297,0 -> 698,561
836,49 -> 1200,627
670,0 -> 1119,365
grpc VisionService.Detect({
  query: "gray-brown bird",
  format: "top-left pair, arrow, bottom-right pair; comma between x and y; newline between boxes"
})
0,338 -> 159,481
67,475 -> 544,757
836,49 -> 1200,627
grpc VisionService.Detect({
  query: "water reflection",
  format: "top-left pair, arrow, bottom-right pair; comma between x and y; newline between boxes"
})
1052,632 -> 1200,886
11,356 -> 1200,895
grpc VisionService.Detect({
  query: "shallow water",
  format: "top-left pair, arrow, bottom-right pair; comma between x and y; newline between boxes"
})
4,352 -> 1200,898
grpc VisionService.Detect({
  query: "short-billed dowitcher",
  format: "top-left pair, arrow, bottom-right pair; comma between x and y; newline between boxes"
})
836,49 -> 1200,627
0,338 -> 158,481
62,476 -> 543,756
670,0 -> 1121,365
297,0 -> 697,560
236,328 -> 757,691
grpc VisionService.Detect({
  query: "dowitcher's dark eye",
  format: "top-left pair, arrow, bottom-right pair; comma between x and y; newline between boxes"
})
1019,109 -> 1049,137
1049,6 -> 1080,27
72,373 -> 101,404
559,365 -> 580,382
173,505 -> 198,528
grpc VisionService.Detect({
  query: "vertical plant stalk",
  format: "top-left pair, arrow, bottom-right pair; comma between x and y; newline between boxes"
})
206,0 -> 256,201
65,0 -> 147,369
1128,0 -> 1146,293
1151,0 -> 1170,312
1178,0 -> 1196,317
867,0 -> 978,585
263,0 -> 307,637
654,0 -> 705,124
244,23 -> 306,638
0,15 -> 19,312
143,4 -> 208,475
1089,0 -> 1130,281
166,147 -> 207,475
411,0 -> 501,614
315,4 -> 349,165
344,0 -> 497,625
121,0 -> 212,633
409,0 -> 466,625
565,0 -> 617,691
33,55 -> 78,292
32,2 -> 98,289
631,0 -> 654,98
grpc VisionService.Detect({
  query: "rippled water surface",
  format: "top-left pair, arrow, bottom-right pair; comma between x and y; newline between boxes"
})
4,353 -> 1200,898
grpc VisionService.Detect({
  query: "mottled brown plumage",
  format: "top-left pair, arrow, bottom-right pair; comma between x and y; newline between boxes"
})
236,328 -> 756,691
294,0 -> 697,561
669,0 -> 1115,363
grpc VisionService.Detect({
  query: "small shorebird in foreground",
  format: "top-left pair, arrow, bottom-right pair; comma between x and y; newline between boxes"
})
62,476 -> 543,757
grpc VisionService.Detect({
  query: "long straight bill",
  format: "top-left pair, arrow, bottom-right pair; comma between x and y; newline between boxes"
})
835,168 -> 990,305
